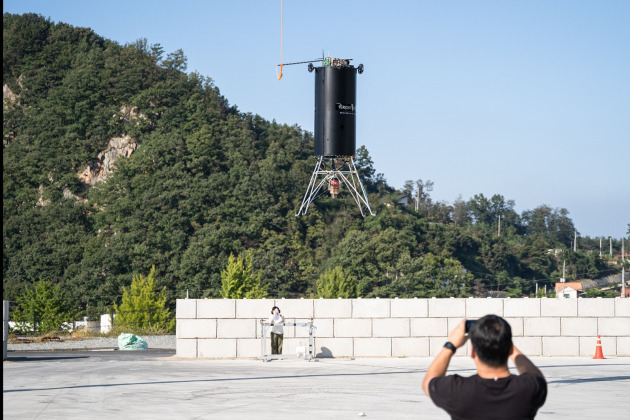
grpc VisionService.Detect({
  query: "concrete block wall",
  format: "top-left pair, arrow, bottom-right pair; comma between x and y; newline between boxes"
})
176,297 -> 630,358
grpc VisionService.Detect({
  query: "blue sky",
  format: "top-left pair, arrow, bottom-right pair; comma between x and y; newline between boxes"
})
4,0 -> 629,239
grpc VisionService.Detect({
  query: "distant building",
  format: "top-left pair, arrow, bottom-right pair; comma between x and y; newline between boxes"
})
546,249 -> 563,255
606,254 -> 630,265
554,280 -> 598,298
395,193 -> 412,207
556,285 -> 578,298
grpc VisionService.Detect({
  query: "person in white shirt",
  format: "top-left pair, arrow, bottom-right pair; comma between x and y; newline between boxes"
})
268,306 -> 285,355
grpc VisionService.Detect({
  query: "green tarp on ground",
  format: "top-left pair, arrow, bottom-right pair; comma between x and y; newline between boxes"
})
117,333 -> 148,350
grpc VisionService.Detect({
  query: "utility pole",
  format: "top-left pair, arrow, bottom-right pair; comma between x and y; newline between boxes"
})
415,189 -> 419,212
557,260 -> 566,299
600,238 -> 602,258
574,230 -> 577,252
610,237 -> 613,258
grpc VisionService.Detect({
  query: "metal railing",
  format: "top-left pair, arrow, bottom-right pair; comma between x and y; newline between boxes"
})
259,319 -> 317,362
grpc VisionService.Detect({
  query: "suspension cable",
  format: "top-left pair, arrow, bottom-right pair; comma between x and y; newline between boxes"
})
276,0 -> 283,80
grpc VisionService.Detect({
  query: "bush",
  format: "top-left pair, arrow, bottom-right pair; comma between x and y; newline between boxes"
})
11,280 -> 72,334
316,266 -> 357,298
113,266 -> 175,332
219,253 -> 268,298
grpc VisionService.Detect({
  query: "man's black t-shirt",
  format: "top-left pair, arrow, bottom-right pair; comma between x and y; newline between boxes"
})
429,373 -> 547,420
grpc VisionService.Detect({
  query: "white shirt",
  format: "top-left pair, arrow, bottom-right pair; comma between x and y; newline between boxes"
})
268,312 -> 284,335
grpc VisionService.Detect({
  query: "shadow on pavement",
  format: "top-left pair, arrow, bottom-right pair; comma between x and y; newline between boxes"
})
6,355 -> 90,362
3,369 -> 420,394
548,375 -> 630,384
5,349 -> 175,363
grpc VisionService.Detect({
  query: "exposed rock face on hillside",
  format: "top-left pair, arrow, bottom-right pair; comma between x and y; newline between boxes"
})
76,105 -> 146,185
36,185 -> 51,207
78,135 -> 138,185
3,76 -> 23,106
3,83 -> 20,147
3,84 -> 18,103
117,105 -> 146,124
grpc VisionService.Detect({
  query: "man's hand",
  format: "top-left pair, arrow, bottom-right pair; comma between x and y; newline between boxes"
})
422,319 -> 469,397
448,319 -> 469,349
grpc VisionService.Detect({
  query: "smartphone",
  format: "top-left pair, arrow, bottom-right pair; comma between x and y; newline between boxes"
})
465,319 -> 476,333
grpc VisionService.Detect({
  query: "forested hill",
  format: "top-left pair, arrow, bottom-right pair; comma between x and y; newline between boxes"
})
3,13 -> 623,314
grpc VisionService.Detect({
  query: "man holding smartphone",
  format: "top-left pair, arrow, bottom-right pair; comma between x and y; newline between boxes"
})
422,315 -> 547,419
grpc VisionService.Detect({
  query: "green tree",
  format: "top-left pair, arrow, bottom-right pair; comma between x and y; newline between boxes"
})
354,145 -> 387,193
219,253 -> 268,298
583,288 -> 619,298
316,266 -> 357,298
420,253 -> 474,298
114,266 -> 175,331
467,193 -> 493,225
522,205 -> 575,247
12,280 -> 72,334
505,276 -> 529,297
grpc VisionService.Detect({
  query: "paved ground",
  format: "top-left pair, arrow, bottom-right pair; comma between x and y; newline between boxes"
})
3,351 -> 630,419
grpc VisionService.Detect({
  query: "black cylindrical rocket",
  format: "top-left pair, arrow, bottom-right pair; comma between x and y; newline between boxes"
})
313,64 -> 359,157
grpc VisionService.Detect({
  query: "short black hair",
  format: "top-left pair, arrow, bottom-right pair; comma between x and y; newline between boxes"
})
271,306 -> 280,314
468,315 -> 512,367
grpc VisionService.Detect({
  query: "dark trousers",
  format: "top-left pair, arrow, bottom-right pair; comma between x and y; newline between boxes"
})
271,332 -> 283,355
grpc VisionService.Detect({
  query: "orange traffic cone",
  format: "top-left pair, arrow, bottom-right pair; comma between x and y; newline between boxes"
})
593,335 -> 605,359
